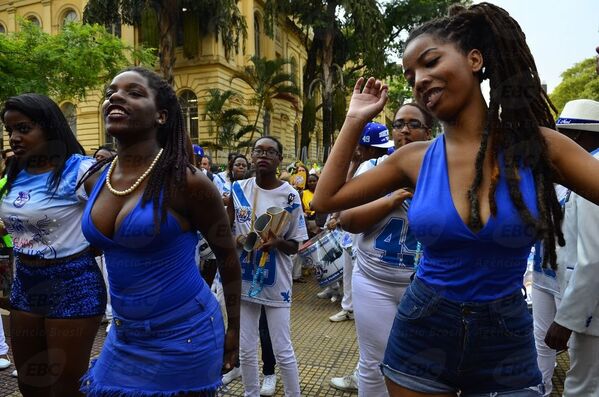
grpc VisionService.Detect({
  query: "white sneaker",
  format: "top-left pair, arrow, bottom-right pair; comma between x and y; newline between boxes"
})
317,286 -> 334,299
0,356 -> 11,370
329,310 -> 354,322
260,374 -> 277,396
330,369 -> 358,391
222,366 -> 242,385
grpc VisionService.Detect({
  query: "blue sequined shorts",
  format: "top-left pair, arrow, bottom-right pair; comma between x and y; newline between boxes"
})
10,252 -> 107,318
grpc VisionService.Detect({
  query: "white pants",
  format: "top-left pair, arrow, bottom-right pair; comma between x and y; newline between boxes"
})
563,332 -> 599,396
352,266 -> 407,397
531,288 -> 560,396
292,254 -> 302,280
341,248 -> 354,312
0,314 -> 8,355
95,255 -> 113,321
240,301 -> 300,396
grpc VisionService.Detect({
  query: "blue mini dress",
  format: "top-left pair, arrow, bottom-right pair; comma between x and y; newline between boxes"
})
80,167 -> 224,396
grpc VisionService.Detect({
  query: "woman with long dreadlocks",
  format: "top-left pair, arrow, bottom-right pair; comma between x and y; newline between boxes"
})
312,3 -> 599,396
78,67 -> 241,396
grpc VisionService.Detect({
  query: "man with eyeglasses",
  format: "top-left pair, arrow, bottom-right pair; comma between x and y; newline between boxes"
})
391,104 -> 433,150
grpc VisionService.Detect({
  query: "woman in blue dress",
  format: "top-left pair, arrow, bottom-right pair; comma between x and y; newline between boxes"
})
79,67 -> 241,396
313,3 -> 599,397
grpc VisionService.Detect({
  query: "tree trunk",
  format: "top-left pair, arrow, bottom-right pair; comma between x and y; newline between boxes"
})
244,101 -> 264,156
300,36 -> 319,162
321,12 -> 335,163
157,1 -> 178,85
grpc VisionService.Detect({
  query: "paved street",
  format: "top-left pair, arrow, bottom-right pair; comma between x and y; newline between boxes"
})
1,277 -> 568,396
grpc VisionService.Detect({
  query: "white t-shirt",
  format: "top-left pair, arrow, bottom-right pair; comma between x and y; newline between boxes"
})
354,155 -> 417,285
0,154 -> 94,259
231,177 -> 308,307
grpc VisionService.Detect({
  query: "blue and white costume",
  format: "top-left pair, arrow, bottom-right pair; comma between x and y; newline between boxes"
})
352,155 -> 419,397
231,177 -> 307,396
1,155 -> 106,318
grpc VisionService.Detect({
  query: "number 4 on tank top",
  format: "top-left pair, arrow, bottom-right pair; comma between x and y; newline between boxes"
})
374,218 -> 420,268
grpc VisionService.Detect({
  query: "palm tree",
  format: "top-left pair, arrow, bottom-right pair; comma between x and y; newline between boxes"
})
201,88 -> 259,162
231,55 -> 300,153
83,0 -> 247,84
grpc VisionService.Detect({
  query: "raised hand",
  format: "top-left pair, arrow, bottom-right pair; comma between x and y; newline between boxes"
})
346,77 -> 389,123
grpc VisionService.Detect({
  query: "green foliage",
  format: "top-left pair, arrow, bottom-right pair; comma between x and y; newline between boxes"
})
231,55 -> 300,151
264,0 -> 465,162
204,88 -> 259,158
550,58 -> 599,115
0,20 -> 155,103
387,74 -> 413,114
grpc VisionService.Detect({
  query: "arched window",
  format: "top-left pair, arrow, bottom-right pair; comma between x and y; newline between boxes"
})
26,15 -> 41,27
178,90 -> 198,143
61,9 -> 78,27
291,56 -> 298,84
254,13 -> 261,57
108,15 -> 122,38
61,102 -> 77,136
0,24 -> 6,34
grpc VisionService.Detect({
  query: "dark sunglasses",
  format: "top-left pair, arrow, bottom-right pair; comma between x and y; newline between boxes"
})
392,120 -> 427,130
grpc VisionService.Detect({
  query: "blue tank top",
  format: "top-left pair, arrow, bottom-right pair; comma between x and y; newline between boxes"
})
409,135 -> 538,302
82,167 -> 205,319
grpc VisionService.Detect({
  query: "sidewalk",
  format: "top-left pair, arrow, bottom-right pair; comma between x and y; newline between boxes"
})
0,277 -> 568,396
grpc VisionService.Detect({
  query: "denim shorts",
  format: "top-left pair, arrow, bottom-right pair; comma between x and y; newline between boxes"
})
381,277 -> 543,396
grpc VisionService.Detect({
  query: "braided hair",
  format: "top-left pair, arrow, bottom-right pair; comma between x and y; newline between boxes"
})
80,67 -> 195,230
406,3 -> 563,269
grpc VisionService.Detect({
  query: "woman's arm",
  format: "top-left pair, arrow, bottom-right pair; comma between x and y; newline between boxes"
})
312,77 -> 412,213
186,170 -> 241,371
544,127 -> 599,205
339,189 -> 412,234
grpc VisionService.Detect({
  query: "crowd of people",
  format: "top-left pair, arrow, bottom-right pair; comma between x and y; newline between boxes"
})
0,2 -> 599,397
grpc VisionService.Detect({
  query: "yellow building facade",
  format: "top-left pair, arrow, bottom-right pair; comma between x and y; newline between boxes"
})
0,0 -> 324,164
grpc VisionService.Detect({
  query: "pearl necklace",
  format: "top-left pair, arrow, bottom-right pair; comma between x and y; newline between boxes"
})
105,148 -> 164,196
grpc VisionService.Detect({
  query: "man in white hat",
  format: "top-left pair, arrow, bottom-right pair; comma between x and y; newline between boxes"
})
545,99 -> 599,396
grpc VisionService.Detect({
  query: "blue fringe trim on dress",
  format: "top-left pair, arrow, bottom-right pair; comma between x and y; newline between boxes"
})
80,360 -> 223,397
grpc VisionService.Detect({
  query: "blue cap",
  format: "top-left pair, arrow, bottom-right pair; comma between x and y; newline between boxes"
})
192,144 -> 204,157
359,122 -> 394,148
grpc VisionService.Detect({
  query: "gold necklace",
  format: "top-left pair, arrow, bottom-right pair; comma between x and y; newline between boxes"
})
105,148 -> 164,196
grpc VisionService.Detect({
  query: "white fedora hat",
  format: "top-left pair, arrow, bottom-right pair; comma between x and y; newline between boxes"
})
556,99 -> 599,133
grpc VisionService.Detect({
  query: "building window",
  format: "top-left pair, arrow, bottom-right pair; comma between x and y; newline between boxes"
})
26,16 -> 41,27
61,9 -> 78,28
0,24 -> 6,34
104,15 -> 121,38
178,90 -> 198,143
254,13 -> 261,57
61,102 -> 77,136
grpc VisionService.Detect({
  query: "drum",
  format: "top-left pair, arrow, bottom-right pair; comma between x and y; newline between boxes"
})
298,229 -> 344,286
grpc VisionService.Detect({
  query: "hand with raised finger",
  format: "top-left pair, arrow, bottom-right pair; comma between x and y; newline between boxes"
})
346,77 -> 389,123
